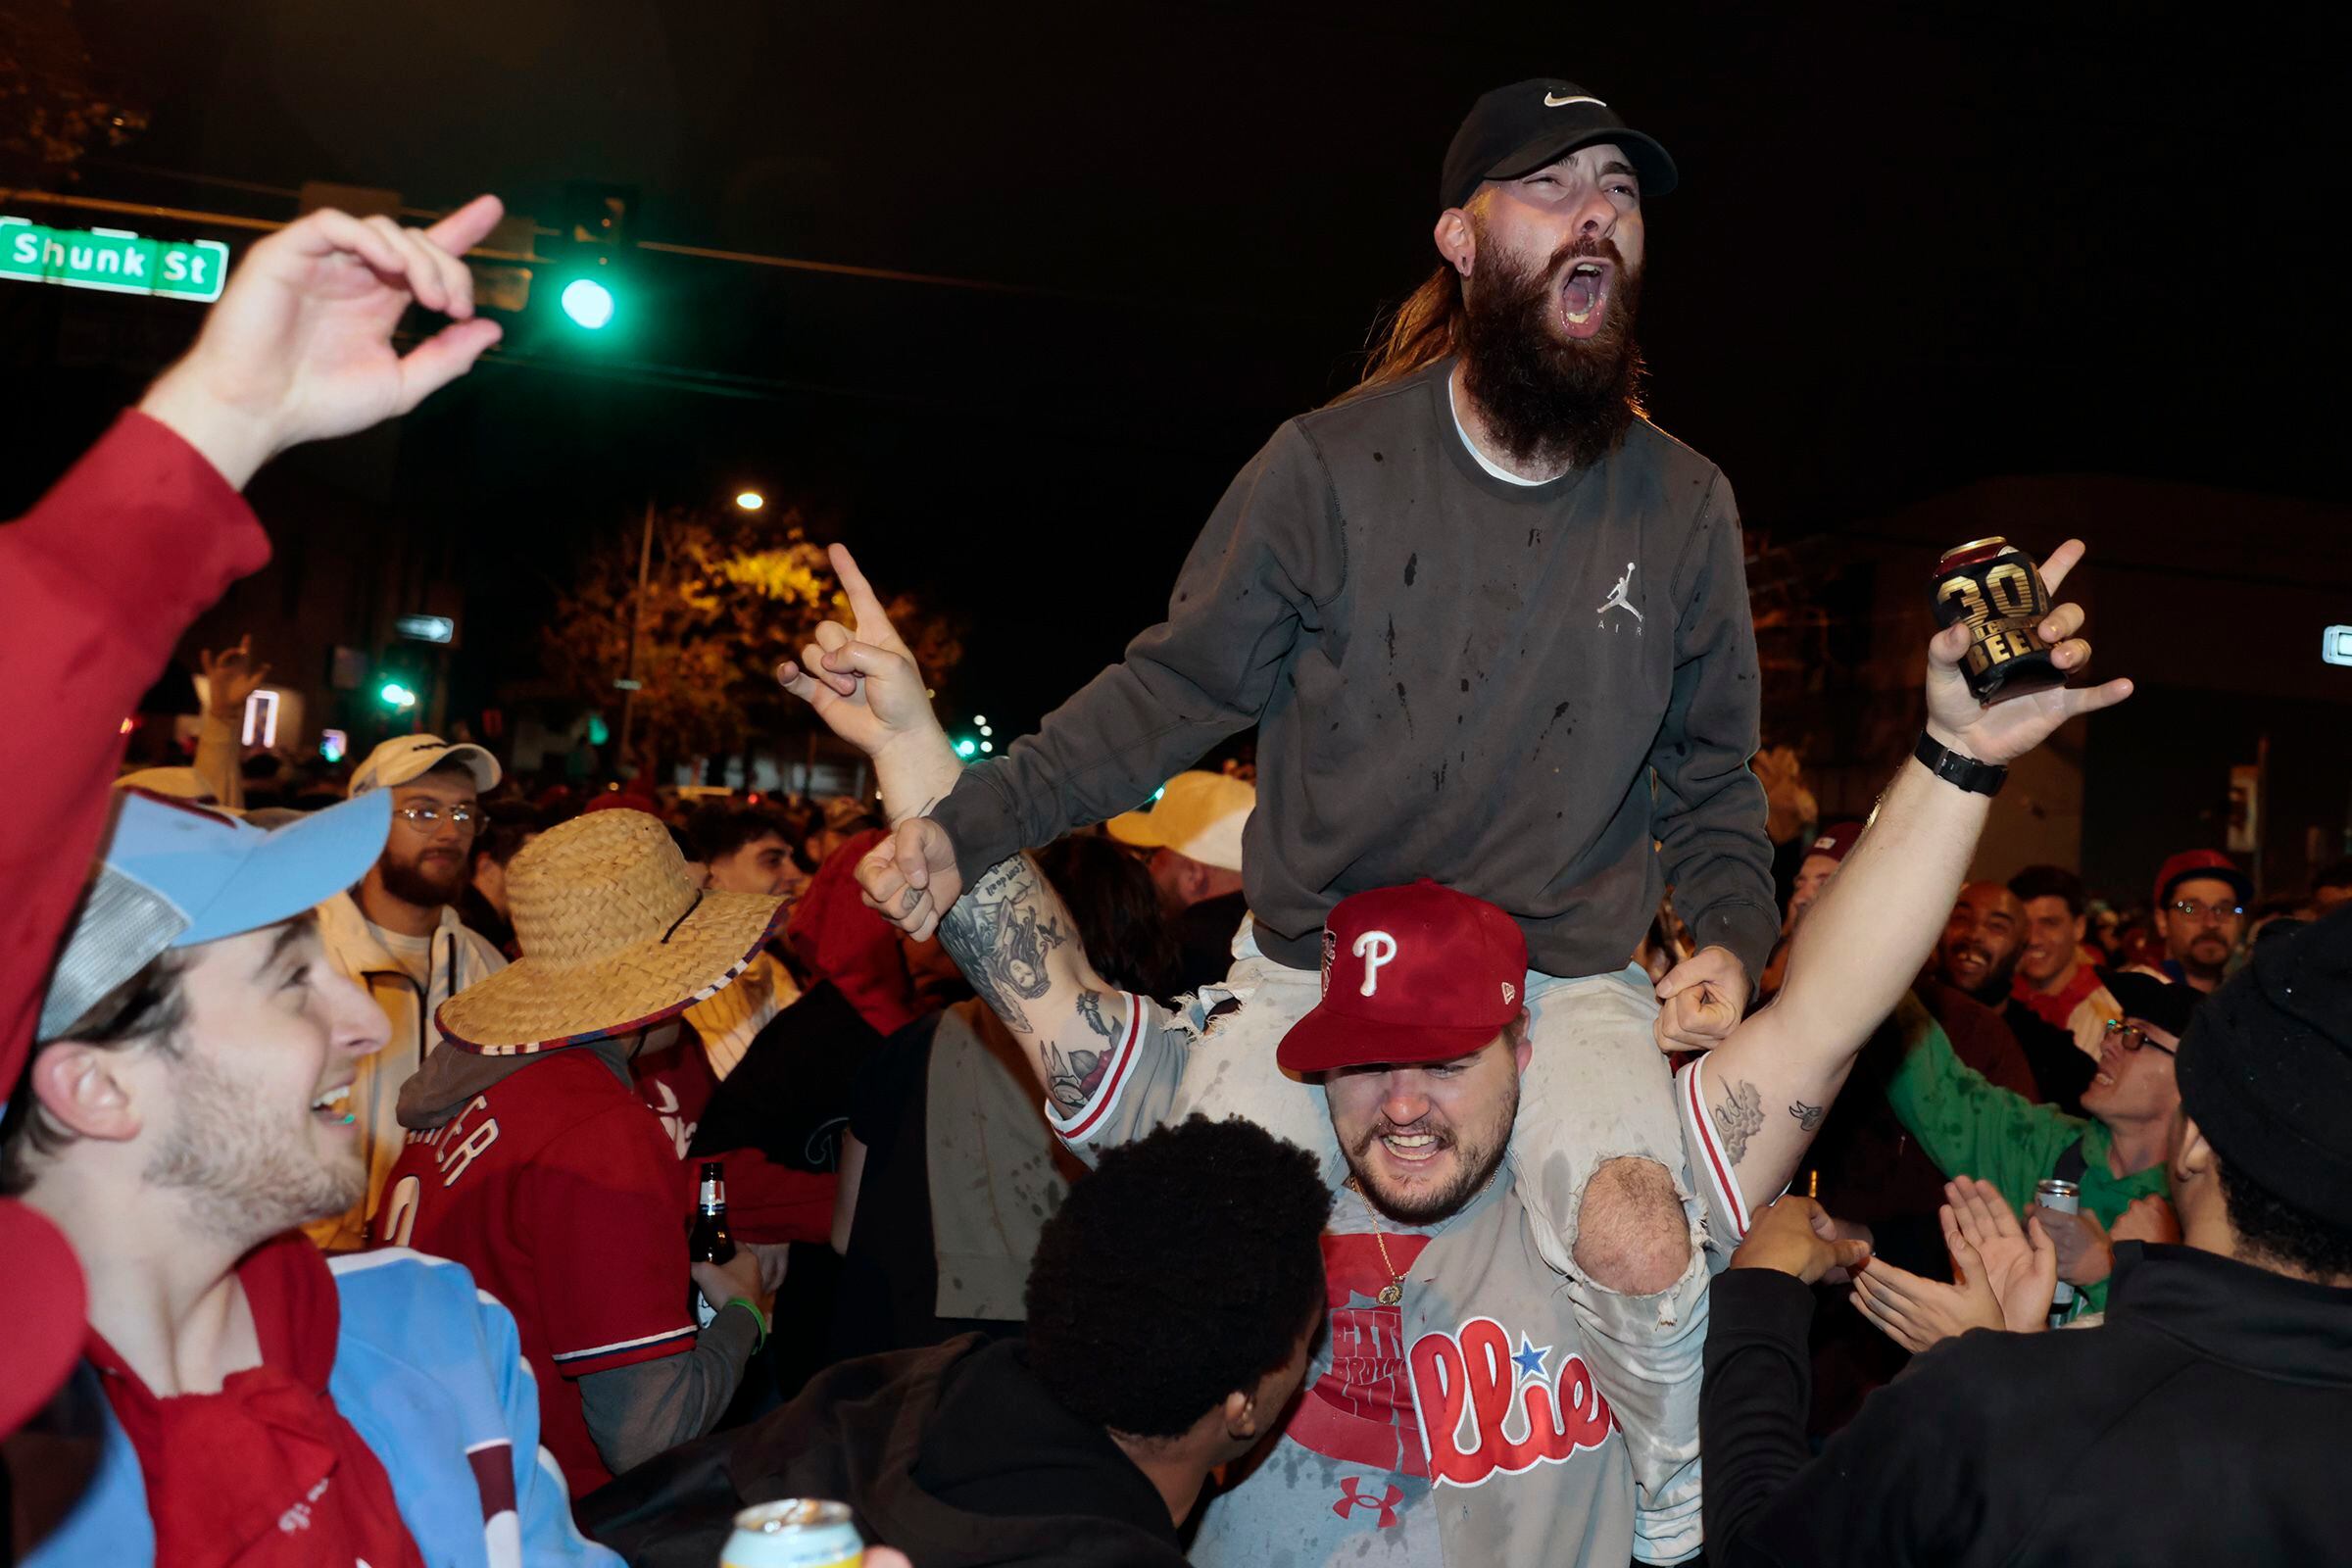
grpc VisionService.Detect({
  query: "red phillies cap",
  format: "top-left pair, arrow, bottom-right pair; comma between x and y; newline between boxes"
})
2154,850 -> 2252,910
1277,880 -> 1529,1074
1807,821 -> 1867,865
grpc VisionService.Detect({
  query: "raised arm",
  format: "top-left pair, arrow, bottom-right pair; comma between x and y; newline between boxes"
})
848,422 -> 1344,939
776,547 -> 1134,1110
1690,541 -> 2132,1206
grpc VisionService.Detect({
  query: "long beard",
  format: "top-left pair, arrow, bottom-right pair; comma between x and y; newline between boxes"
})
1457,228 -> 1644,471
378,848 -> 466,909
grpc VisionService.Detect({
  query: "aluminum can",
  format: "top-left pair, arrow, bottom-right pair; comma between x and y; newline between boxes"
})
2034,1177 -> 2082,1321
718,1499 -> 864,1568
1929,537 -> 2065,705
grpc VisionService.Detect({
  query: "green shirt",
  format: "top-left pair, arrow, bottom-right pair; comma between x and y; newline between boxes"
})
1882,992 -> 2168,1314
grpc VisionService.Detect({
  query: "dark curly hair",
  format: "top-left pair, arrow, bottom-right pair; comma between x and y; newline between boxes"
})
2220,1159 -> 2352,1283
1025,1115 -> 1331,1438
2008,864 -> 2087,918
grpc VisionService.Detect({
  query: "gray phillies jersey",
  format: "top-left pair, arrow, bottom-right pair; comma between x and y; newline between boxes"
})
1048,994 -> 1754,1568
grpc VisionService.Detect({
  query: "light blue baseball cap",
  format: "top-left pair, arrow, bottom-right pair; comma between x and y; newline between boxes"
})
36,789 -> 392,1042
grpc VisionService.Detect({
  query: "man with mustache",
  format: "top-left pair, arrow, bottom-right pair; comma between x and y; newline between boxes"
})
830,79 -> 1774,1556
305,735 -> 509,1250
2136,850 -> 2251,995
775,536 -> 2129,1565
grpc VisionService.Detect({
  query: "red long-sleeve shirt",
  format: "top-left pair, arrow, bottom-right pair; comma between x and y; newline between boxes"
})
0,411 -> 269,1089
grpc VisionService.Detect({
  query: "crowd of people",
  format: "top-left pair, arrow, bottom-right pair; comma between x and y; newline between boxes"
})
5,74 -> 2348,1568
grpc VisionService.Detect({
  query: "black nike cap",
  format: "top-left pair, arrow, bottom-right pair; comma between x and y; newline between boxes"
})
1440,78 -> 1679,211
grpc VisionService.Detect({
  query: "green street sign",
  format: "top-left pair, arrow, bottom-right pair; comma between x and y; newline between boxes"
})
0,218 -> 229,303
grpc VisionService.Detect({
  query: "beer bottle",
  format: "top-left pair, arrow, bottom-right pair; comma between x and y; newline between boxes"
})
688,1159 -> 736,1327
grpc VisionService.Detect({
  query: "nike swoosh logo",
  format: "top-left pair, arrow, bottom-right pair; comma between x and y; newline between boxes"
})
1544,92 -> 1603,108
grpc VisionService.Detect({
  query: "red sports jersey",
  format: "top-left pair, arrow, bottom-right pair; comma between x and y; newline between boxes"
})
377,1049 -> 696,1496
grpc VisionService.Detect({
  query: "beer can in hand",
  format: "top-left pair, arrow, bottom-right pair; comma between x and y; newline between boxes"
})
1930,537 -> 2066,705
719,1498 -> 864,1568
2034,1177 -> 2082,1325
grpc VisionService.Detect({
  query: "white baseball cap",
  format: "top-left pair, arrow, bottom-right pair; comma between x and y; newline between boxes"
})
348,734 -> 501,798
1105,771 -> 1254,874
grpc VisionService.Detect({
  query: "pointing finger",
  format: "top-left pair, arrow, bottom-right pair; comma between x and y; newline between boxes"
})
828,543 -> 893,636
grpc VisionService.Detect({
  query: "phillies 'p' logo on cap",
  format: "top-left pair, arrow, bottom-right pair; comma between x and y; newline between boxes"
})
1278,880 -> 1529,1074
1354,931 -> 1398,996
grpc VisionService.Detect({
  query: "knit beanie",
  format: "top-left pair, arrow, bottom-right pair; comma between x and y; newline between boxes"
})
2175,908 -> 2352,1228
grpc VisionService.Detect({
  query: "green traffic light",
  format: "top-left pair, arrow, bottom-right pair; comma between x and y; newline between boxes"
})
561,277 -> 615,329
378,681 -> 416,710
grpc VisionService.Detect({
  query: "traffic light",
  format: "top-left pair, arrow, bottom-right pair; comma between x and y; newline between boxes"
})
374,649 -> 430,720
553,181 -> 636,338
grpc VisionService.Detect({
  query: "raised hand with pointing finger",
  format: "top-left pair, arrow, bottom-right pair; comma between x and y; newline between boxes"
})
775,544 -> 967,940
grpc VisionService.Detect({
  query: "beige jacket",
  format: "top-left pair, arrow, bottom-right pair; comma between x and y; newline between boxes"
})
303,891 -> 507,1250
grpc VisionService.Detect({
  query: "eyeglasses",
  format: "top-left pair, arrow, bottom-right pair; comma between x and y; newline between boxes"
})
2169,899 -> 2243,925
2101,1017 -> 2176,1057
392,803 -> 483,833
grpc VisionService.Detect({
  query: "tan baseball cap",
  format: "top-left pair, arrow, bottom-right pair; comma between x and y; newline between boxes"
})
1105,771 -> 1254,874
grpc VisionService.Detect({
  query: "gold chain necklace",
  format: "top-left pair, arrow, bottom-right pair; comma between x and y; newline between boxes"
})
1347,1178 -> 1407,1306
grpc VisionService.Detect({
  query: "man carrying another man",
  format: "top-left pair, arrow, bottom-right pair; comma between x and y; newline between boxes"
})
777,526 -> 2127,1563
831,77 -> 1783,1551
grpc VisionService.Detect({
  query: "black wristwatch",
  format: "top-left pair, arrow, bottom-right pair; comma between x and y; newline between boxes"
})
1913,731 -> 2007,797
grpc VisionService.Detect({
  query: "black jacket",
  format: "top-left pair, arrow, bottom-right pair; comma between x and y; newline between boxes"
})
1704,1243 -> 2352,1565
580,1335 -> 1185,1568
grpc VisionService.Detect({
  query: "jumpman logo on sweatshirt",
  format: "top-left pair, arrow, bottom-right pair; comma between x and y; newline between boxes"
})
1597,562 -> 1643,628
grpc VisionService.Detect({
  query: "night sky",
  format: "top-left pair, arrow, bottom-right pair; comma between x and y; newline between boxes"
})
38,0 -> 2349,732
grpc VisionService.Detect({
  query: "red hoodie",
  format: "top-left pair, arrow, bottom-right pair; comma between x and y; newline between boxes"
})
786,826 -> 924,1037
0,415 -> 269,1438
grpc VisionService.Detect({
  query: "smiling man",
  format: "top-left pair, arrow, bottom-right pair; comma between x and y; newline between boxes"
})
1882,970 -> 2200,1317
3,789 -> 616,1566
834,78 -> 1775,1557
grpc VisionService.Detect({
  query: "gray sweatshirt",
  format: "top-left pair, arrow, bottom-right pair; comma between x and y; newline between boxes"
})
932,359 -> 1778,981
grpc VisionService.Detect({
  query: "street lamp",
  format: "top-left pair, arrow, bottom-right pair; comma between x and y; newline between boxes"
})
735,490 -> 765,512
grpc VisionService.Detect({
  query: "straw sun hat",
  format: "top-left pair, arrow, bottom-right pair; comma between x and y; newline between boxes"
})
436,808 -> 786,1054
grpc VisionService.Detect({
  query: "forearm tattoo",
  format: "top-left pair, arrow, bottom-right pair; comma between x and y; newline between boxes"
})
1043,1044 -> 1110,1113
1788,1099 -> 1825,1133
935,857 -> 1069,1036
1712,1078 -> 1766,1164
